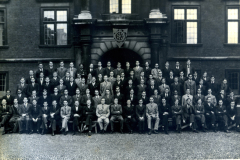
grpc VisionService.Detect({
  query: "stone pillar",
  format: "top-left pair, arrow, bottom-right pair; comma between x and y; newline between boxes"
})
78,0 -> 92,19
74,47 -> 82,70
151,42 -> 160,67
81,43 -> 91,71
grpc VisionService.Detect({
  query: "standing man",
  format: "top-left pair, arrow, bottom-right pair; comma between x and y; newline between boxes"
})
143,61 -> 152,80
133,60 -> 143,79
94,61 -> 105,77
49,100 -> 61,136
35,62 -> 48,79
114,62 -> 124,78
41,101 -> 51,135
146,97 -> 160,135
67,62 -> 77,78
104,61 -> 114,77
2,90 -> 14,106
100,75 -> 113,97
184,74 -> 196,95
96,98 -> 110,134
57,61 -> 67,79
18,97 -> 32,134
8,99 -> 21,133
72,101 -> 82,135
151,63 -> 160,80
83,99 -> 95,136
46,61 -> 55,79
28,99 -> 42,134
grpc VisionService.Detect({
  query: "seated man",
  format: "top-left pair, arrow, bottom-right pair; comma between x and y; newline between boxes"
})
194,99 -> 206,132
96,98 -> 110,134
41,101 -> 51,135
60,100 -> 71,135
72,101 -> 83,135
18,97 -> 32,134
83,99 -> 96,136
182,98 -> 198,133
49,100 -> 61,136
215,99 -> 230,133
227,101 -> 237,129
204,97 -> 216,132
0,99 -> 11,135
136,99 -> 146,134
59,89 -> 73,107
110,98 -> 123,134
146,97 -> 160,135
159,97 -> 171,134
103,89 -> 114,105
8,98 -> 21,133
171,99 -> 182,133
205,89 -> 217,107
123,100 -> 136,134
29,99 -> 42,134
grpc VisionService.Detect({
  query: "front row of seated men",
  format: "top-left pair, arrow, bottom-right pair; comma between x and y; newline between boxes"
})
1,89 -> 240,136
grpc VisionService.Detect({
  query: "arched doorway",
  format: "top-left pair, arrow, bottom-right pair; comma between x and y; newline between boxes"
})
99,48 -> 144,68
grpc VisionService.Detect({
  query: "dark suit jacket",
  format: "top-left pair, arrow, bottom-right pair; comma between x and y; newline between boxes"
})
72,95 -> 82,105
88,83 -> 100,96
57,67 -> 67,79
71,105 -> 83,118
27,83 -> 40,97
197,85 -> 207,96
59,95 -> 73,107
114,94 -> 125,106
18,103 -> 32,116
26,76 -> 36,85
0,105 -> 11,117
171,83 -> 182,95
103,95 -> 114,105
66,82 -> 77,96
50,94 -> 61,106
50,77 -> 60,90
56,85 -> 66,96
94,68 -> 105,77
124,85 -> 136,96
80,95 -> 94,107
35,69 -> 48,79
143,67 -> 152,79
83,105 -> 95,116
204,102 -> 215,114
125,94 -> 138,106
43,83 -> 52,95
28,96 -> 40,105
29,105 -> 42,119
50,105 -> 61,119
146,86 -> 157,97
104,67 -> 114,77
46,68 -> 56,79
16,94 -> 25,105
16,84 -> 28,95
38,96 -> 51,106
207,82 -> 219,95
162,67 -> 171,78
124,68 -> 133,78
41,107 -> 51,117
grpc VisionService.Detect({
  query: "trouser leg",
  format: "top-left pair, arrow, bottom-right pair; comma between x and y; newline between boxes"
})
103,118 -> 109,131
97,118 -> 103,130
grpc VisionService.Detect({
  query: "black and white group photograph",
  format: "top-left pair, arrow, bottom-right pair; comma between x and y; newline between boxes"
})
1,0 -> 240,159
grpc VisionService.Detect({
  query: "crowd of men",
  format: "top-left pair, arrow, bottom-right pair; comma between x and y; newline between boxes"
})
0,60 -> 240,137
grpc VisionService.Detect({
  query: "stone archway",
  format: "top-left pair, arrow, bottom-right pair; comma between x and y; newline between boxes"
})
90,40 -> 151,66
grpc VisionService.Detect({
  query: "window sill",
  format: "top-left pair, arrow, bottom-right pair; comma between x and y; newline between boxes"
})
224,43 -> 240,46
0,45 -> 9,49
39,45 -> 72,48
170,43 -> 203,47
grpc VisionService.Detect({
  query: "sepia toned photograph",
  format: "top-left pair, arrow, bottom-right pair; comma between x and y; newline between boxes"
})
0,0 -> 240,159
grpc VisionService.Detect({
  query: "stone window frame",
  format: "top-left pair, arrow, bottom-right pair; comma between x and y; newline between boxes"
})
39,7 -> 72,48
0,8 -> 8,49
0,71 -> 9,97
170,6 -> 202,47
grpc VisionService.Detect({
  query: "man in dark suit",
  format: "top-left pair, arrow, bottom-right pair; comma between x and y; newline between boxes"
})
83,99 -> 96,136
80,89 -> 93,107
193,71 -> 200,86
102,89 -> 114,105
50,87 -> 61,106
114,86 -> 124,107
194,88 -> 205,105
66,76 -> 77,96
173,61 -> 181,77
0,99 -> 11,135
166,70 -> 174,86
28,90 -> 40,105
197,79 -> 207,96
41,101 -> 51,135
183,74 -> 196,96
124,62 -> 133,78
113,75 -> 122,95
139,91 -> 148,105
159,97 -> 171,134
2,90 -> 14,106
26,70 -> 36,85
162,88 -> 171,105
88,77 -> 99,96
217,89 -> 227,105
133,60 -> 143,79
125,89 -> 138,107
46,61 -> 55,79
207,76 -> 219,96
94,61 -> 105,77
220,79 -> 231,95
18,97 -> 32,134
27,77 -> 39,97
143,61 -> 152,80
162,61 -> 171,78
49,100 -> 61,136
8,98 -> 21,133
215,99 -> 230,133
57,61 -> 68,79
79,77 -> 88,96
59,89 -> 73,107
104,61 -> 114,77
28,99 -> 42,134
146,80 -> 157,97
43,77 -> 52,96
56,79 -> 66,96
38,89 -> 51,107
204,97 -> 216,132
183,59 -> 194,77
171,77 -> 182,96
16,89 -> 24,105
72,88 -> 82,106
110,98 -> 123,133
63,72 -> 71,85
179,71 -> 186,85
16,77 -> 28,96
72,100 -> 83,135
114,62 -> 124,78
36,72 -> 45,96
35,62 -> 48,79
127,70 -> 138,87
202,71 -> 210,86
124,79 -> 136,96
136,79 -> 147,98
78,63 -> 87,79
50,72 -> 59,93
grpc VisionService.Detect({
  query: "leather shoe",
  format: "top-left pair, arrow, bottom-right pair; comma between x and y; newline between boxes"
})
37,130 -> 40,134
64,131 -> 67,135
73,132 -> 75,135
130,130 -> 133,134
60,128 -> 65,132
110,131 -> 114,134
225,130 -> 231,133
88,131 -> 91,136
120,130 -> 123,134
153,130 -> 158,134
52,132 -> 55,136
29,130 -> 33,134
165,130 -> 169,134
193,129 -> 199,133
41,130 -> 45,135
2,131 -> 5,135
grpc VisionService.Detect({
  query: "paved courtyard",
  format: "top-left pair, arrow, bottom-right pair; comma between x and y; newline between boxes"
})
0,128 -> 240,160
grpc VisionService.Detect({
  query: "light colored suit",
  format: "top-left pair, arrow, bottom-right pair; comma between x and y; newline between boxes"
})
96,104 -> 110,130
60,106 -> 71,131
205,94 -> 217,106
100,81 -> 113,97
67,67 -> 77,78
146,102 -> 160,130
182,94 -> 193,106
159,84 -> 170,95
151,68 -> 161,79
133,66 -> 143,78
92,96 -> 102,109
57,67 -> 67,79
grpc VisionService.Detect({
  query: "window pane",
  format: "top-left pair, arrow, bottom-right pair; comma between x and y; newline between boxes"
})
228,9 -> 238,20
187,9 -> 197,20
122,0 -> 131,14
228,22 -> 238,44
0,24 -> 3,46
57,11 -> 67,21
0,11 -> 4,22
174,9 -> 185,20
57,24 -> 67,45
43,11 -> 54,21
187,22 -> 197,44
110,0 -> 119,13
44,24 -> 55,45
